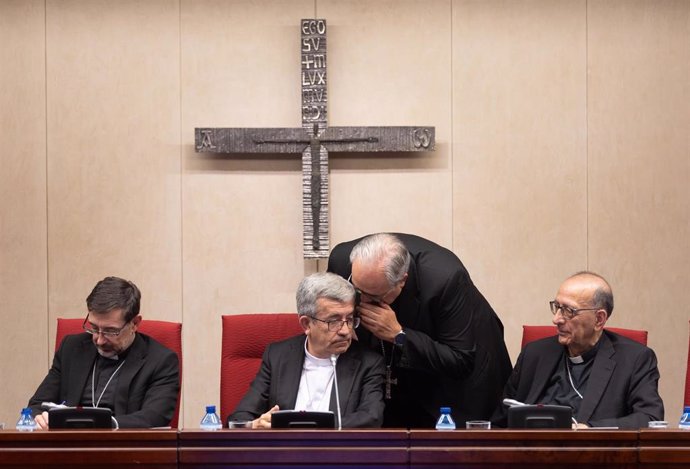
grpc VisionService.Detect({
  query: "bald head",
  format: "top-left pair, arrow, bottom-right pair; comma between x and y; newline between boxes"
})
553,271 -> 613,356
349,233 -> 410,306
349,233 -> 410,286
565,271 -> 614,317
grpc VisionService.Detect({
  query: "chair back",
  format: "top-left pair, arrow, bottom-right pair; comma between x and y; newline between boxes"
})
55,317 -> 183,428
521,325 -> 648,349
221,313 -> 303,423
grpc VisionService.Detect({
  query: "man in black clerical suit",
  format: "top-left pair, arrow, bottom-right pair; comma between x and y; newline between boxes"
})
494,272 -> 664,429
230,272 -> 385,428
328,233 -> 512,428
28,276 -> 179,429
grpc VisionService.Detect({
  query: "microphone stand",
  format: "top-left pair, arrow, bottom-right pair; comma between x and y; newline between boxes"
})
331,355 -> 342,430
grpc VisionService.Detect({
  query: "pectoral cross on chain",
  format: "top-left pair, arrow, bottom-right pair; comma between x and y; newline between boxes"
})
385,366 -> 398,400
195,19 -> 435,258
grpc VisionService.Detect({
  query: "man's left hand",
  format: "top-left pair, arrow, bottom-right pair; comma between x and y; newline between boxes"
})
252,405 -> 279,429
357,301 -> 402,343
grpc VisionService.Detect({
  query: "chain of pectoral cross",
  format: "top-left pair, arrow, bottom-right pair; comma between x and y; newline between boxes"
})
381,340 -> 397,400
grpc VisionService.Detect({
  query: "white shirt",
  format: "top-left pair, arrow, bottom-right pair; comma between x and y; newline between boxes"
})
293,339 -> 336,412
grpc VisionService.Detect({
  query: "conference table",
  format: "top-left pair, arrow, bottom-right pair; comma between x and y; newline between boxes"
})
1,428 -> 689,468
0,429 -> 177,468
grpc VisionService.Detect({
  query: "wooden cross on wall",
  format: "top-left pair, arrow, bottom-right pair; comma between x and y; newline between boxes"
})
195,19 -> 435,258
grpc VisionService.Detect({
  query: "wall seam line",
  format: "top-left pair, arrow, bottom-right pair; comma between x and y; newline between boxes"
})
178,0 -> 185,427
44,0 -> 50,365
450,0 -> 454,251
585,0 -> 590,271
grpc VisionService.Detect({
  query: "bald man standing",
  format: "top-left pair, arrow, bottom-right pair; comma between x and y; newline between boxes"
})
494,272 -> 663,429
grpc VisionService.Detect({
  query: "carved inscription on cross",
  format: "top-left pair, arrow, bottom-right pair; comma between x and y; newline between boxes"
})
195,19 -> 435,258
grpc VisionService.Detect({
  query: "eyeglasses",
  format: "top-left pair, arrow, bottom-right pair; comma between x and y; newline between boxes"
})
347,274 -> 395,305
549,301 -> 600,320
310,315 -> 361,332
82,316 -> 131,338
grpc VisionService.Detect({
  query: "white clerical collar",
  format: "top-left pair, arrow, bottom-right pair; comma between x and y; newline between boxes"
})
566,338 -> 601,365
97,350 -> 120,360
303,337 -> 339,365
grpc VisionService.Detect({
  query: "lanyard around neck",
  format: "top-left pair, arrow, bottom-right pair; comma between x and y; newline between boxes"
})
91,358 -> 127,408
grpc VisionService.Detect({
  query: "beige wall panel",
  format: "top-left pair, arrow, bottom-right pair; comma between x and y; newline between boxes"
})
181,0 -> 315,425
1,0 -> 684,431
0,0 -> 48,427
322,0 -> 453,249
452,0 -> 588,363
45,0 -> 182,415
588,0 -> 690,420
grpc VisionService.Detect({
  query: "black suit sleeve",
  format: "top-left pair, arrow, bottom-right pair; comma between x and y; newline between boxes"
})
340,351 -> 385,428
491,348 -> 527,427
27,344 -> 66,416
400,269 -> 478,379
587,346 -> 664,428
114,350 -> 180,428
326,247 -> 349,283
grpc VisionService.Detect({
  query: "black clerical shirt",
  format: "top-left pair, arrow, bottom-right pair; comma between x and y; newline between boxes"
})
540,340 -> 601,417
81,350 -> 129,410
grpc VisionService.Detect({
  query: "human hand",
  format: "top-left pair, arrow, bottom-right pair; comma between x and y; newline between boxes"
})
34,411 -> 49,430
572,422 -> 589,429
252,405 -> 279,429
357,302 -> 402,343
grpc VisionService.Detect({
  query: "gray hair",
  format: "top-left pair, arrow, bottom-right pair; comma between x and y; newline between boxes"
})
296,272 -> 355,317
570,271 -> 614,317
349,233 -> 410,286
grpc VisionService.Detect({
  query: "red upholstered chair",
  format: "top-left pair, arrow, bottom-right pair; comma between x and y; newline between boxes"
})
521,325 -> 648,349
221,313 -> 303,423
685,320 -> 690,406
55,317 -> 183,428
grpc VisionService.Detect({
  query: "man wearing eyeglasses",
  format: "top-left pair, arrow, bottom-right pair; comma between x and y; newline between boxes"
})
328,233 -> 512,428
27,276 -> 180,429
494,271 -> 663,429
229,272 -> 385,428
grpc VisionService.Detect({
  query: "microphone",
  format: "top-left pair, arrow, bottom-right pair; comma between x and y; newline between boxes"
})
503,398 -> 578,426
41,401 -> 69,410
502,398 -> 527,407
330,354 -> 342,430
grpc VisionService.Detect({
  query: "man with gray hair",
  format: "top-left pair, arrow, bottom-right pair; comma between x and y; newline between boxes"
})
328,233 -> 512,428
229,272 -> 385,428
